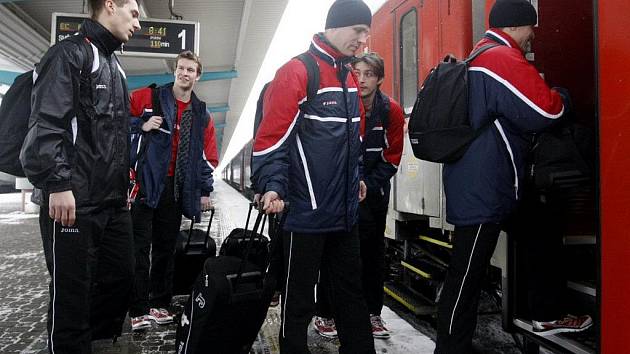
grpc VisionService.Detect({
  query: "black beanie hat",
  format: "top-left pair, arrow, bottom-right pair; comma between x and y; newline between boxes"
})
489,0 -> 537,28
325,0 -> 372,30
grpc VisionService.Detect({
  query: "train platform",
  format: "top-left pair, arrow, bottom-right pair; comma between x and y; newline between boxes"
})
0,180 -> 436,353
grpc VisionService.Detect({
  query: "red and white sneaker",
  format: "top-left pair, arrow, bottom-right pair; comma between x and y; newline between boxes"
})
269,291 -> 281,307
313,316 -> 338,338
148,308 -> 174,325
131,315 -> 151,332
370,314 -> 390,339
532,314 -> 593,336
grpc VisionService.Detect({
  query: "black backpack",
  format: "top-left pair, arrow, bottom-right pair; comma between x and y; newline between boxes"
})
252,52 -> 320,138
408,44 -> 499,163
527,121 -> 594,190
0,35 -> 93,177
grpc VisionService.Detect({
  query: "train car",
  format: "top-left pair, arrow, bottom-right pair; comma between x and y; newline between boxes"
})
367,0 -> 630,353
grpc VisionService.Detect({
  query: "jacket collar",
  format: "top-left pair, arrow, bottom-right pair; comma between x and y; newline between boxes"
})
80,18 -> 123,56
309,33 -> 353,68
484,29 -> 522,52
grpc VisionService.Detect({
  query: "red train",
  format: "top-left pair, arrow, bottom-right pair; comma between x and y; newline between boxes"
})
367,0 -> 630,352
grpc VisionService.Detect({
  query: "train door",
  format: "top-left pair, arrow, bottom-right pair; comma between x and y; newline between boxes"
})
394,2 -> 443,223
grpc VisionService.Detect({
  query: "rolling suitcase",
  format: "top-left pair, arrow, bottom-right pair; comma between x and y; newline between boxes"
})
175,204 -> 286,354
173,209 -> 217,295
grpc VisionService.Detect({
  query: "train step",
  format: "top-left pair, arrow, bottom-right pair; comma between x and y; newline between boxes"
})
383,281 -> 436,316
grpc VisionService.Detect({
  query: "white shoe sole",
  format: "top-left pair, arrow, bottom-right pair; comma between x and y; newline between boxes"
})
147,315 -> 174,325
131,323 -> 152,331
534,322 -> 593,336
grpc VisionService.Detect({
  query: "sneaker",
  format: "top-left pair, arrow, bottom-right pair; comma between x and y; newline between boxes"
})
370,314 -> 390,339
148,308 -> 174,325
130,315 -> 151,331
313,316 -> 338,338
269,291 -> 281,307
532,314 -> 593,336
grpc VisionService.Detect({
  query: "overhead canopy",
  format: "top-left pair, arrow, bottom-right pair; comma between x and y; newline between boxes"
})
0,0 -> 289,155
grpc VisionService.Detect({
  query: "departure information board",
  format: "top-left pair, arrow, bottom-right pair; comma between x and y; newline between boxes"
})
51,13 -> 200,58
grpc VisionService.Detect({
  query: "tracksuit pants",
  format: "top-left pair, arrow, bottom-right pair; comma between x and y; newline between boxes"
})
317,202 -> 387,317
39,206 -> 134,354
435,223 -> 501,354
129,177 -> 183,317
280,227 -> 375,354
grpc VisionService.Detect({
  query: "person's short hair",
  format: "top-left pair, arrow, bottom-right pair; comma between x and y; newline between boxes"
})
89,0 -> 136,18
175,50 -> 203,75
352,52 -> 385,80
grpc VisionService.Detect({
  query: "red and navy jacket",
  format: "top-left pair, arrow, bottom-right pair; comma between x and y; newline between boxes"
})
129,83 -> 218,221
362,90 -> 404,211
443,29 -> 566,226
251,34 -> 364,233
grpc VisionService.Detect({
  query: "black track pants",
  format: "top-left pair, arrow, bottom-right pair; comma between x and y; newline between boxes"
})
39,207 -> 134,354
435,223 -> 501,354
280,227 -> 375,354
317,203 -> 387,317
129,177 -> 182,316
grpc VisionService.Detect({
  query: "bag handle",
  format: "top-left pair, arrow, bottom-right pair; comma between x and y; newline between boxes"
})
184,208 -> 215,252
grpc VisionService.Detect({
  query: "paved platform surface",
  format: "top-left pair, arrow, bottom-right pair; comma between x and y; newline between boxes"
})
0,181 -> 444,353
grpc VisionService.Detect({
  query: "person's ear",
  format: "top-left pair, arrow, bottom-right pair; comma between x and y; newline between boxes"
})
105,0 -> 116,15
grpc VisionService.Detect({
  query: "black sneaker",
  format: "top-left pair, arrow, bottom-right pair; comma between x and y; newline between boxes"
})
532,314 -> 593,336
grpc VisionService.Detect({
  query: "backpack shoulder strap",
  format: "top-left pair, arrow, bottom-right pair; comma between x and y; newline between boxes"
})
65,34 -> 94,79
147,84 -> 163,117
295,52 -> 320,103
253,82 -> 271,138
464,43 -> 501,64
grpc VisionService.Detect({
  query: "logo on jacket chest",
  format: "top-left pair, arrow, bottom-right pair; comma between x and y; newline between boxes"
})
95,84 -> 107,90
322,100 -> 338,106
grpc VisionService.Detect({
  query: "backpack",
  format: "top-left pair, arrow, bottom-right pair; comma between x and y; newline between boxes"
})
527,121 -> 593,190
0,35 -> 94,177
407,44 -> 499,163
252,52 -> 320,138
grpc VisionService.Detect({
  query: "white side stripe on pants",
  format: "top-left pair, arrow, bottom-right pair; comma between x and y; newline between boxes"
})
51,221 -> 57,353
448,224 -> 483,334
282,232 -> 294,338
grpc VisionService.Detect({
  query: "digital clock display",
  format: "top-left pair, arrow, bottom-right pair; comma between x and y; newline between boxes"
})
52,13 -> 199,58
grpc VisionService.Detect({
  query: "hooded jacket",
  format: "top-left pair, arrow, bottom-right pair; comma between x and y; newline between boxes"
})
21,19 -> 131,213
362,90 -> 404,211
443,29 -> 566,226
252,34 -> 364,233
129,83 -> 218,221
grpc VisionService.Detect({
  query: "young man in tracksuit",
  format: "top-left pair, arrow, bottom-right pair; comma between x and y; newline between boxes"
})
127,50 -> 218,331
19,0 -> 141,352
252,1 -> 375,352
436,0 -> 571,352
313,53 -> 405,340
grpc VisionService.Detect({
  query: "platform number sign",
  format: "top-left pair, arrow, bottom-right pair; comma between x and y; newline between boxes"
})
52,13 -> 200,58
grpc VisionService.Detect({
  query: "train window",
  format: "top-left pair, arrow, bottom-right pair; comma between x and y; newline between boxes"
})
400,9 -> 418,112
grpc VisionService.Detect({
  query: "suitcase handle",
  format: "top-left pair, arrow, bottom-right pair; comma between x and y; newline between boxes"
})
184,207 -> 215,252
233,202 -> 289,292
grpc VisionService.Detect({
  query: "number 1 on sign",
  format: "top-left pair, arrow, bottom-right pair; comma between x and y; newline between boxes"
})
178,29 -> 186,50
